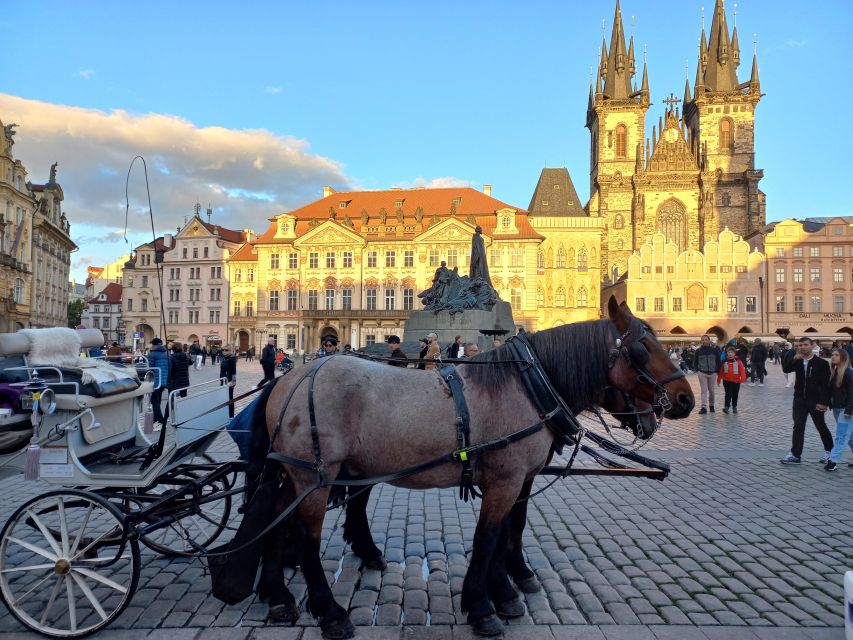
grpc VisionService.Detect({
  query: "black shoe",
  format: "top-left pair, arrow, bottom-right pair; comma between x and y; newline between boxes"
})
698,407 -> 708,415
825,461 -> 837,472
722,407 -> 730,414
709,406 -> 715,413
732,407 -> 738,414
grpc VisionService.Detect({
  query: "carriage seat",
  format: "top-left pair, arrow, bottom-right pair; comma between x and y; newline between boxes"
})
0,361 -> 139,398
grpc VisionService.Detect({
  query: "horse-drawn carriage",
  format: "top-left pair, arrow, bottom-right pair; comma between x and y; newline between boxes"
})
0,300 -> 694,639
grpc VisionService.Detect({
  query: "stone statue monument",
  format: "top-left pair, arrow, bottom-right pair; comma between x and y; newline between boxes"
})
469,225 -> 491,286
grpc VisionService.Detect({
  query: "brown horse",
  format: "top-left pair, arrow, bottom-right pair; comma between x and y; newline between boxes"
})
260,298 -> 693,638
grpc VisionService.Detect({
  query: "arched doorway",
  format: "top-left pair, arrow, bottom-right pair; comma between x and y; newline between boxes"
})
737,326 -> 753,334
670,326 -> 687,334
136,323 -> 155,345
706,326 -> 726,342
237,330 -> 250,353
804,327 -> 818,333
187,333 -> 200,346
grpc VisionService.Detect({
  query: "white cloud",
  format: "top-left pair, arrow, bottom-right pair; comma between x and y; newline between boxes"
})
78,69 -> 95,79
394,176 -> 473,189
0,93 -> 353,277
264,86 -> 282,94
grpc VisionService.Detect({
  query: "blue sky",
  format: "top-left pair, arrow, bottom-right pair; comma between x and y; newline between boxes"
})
1,1 -> 849,279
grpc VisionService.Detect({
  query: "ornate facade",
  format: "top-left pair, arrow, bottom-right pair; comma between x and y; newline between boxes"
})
588,0 -> 765,278
226,186 -> 544,353
121,238 -> 170,345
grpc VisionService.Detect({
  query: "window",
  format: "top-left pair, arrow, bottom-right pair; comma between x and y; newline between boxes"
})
92,317 -> 99,329
402,288 -> 414,310
209,309 -> 220,323
308,290 -> 318,311
537,251 -> 544,269
446,250 -> 458,268
576,287 -> 588,308
793,247 -> 804,257
833,267 -> 843,284
793,267 -> 804,284
325,289 -> 335,311
182,248 -> 188,259
794,295 -> 804,312
775,295 -> 786,312
834,295 -> 844,312
141,298 -> 148,312
537,289 -> 545,306
672,297 -> 683,312
556,248 -> 566,268
726,297 -> 737,312
654,297 -> 664,312
367,251 -> 377,268
719,118 -> 733,150
287,290 -> 298,310
235,268 -> 242,282
142,276 -> 148,288
287,334 -> 296,350
366,289 -> 377,310
326,252 -> 336,268
385,251 -> 396,268
429,249 -> 440,267
720,265 -> 731,273
511,289 -> 522,309
309,252 -> 319,269
366,335 -> 376,346
708,297 -> 719,312
233,300 -> 241,316
289,253 -> 298,269
810,295 -> 821,312
102,318 -> 110,329
833,246 -> 844,257
246,301 -> 253,316
248,268 -> 254,282
810,267 -> 821,283
577,248 -> 588,271
775,248 -> 785,258
193,248 -> 198,259
810,246 -> 820,257
775,267 -> 785,283
614,214 -> 624,229
615,124 -> 627,157
556,287 -> 566,307
343,252 -> 353,268
385,289 -> 396,310
511,248 -> 523,267
269,291 -> 279,311
746,296 -> 757,313
203,246 -> 209,258
342,289 -> 352,310
270,254 -> 280,269
404,250 -> 414,268
126,298 -> 133,311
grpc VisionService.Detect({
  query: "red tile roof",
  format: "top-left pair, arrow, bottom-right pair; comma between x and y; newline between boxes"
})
254,187 -> 541,243
87,282 -> 123,304
230,242 -> 257,261
200,219 -> 246,244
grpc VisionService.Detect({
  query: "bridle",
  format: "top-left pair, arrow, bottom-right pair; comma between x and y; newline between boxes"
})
606,318 -> 686,430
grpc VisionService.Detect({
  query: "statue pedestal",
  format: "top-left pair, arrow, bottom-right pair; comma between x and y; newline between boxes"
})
403,301 -> 515,352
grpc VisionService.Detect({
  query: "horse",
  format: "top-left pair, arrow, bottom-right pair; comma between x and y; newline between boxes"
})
255,298 -> 694,638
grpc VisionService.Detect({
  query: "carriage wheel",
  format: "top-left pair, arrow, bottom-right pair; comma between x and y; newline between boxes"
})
138,454 -> 237,557
0,489 -> 140,638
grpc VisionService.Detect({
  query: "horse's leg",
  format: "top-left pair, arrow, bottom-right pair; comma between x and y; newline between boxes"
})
294,483 -> 354,640
486,519 -> 526,618
505,477 -> 541,593
461,485 -> 518,637
258,518 -> 299,623
342,485 -> 386,570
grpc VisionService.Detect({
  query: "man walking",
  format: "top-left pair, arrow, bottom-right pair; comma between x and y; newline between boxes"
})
255,337 -> 277,388
147,338 -> 169,427
189,340 -> 202,370
386,335 -> 408,367
749,338 -> 768,386
780,337 -> 835,464
693,335 -> 720,415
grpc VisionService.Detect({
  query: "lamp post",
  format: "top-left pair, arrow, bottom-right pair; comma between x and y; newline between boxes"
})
758,276 -> 765,334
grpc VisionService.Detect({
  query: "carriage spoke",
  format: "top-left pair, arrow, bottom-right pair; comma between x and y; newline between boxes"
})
5,535 -> 58,561
70,526 -> 123,563
74,554 -> 133,564
189,515 -> 212,540
25,510 -> 63,557
57,498 -> 70,555
71,571 -> 108,621
65,575 -> 77,632
39,576 -> 64,625
68,503 -> 94,557
72,566 -> 129,594
10,570 -> 55,606
0,562 -> 55,574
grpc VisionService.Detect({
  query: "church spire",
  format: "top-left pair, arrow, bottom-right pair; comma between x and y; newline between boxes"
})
640,61 -> 650,104
627,36 -> 636,77
683,77 -> 692,104
602,0 -> 633,100
731,24 -> 740,67
703,0 -> 739,91
750,52 -> 760,94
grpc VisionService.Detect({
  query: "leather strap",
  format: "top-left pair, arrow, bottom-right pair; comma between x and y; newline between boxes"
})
438,364 -> 478,501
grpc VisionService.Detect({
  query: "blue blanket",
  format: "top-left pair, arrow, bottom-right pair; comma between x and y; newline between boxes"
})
226,396 -> 261,460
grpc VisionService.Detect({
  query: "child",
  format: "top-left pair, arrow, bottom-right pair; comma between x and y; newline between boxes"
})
717,346 -> 746,414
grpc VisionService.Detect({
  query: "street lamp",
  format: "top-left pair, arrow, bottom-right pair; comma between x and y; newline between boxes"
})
758,276 -> 765,334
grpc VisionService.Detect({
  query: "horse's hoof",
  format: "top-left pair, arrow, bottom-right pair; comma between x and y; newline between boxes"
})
268,601 -> 299,624
513,575 -> 541,593
470,613 -> 505,637
362,555 -> 387,571
495,597 -> 526,618
320,615 -> 355,640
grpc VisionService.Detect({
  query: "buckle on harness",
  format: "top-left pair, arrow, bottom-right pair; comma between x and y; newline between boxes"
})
454,449 -> 469,462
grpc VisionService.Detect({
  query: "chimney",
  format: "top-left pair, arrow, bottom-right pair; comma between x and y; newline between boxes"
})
483,185 -> 492,197
323,186 -> 335,198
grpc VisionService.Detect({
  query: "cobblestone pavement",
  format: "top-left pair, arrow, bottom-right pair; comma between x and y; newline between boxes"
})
0,357 -> 849,639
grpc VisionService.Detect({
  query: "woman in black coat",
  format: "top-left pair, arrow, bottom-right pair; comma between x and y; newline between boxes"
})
164,342 -> 191,424
218,345 -> 238,418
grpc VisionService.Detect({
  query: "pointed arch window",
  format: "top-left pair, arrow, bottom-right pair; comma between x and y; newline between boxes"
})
577,286 -> 588,308
615,125 -> 627,158
719,118 -> 734,151
537,287 -> 545,306
577,248 -> 588,271
537,250 -> 544,269
656,199 -> 687,253
556,248 -> 566,268
614,214 -> 624,229
555,287 -> 566,307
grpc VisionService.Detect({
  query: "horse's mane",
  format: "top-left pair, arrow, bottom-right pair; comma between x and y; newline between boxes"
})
464,320 -> 612,414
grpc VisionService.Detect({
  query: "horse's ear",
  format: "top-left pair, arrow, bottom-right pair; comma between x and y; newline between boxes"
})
607,295 -> 629,331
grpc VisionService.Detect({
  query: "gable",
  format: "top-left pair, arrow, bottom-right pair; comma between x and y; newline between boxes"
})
293,220 -> 365,247
414,218 -> 478,244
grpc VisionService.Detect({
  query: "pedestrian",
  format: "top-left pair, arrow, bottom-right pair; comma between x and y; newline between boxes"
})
254,337 -> 277,389
201,346 -> 209,367
219,344 -> 238,418
717,346 -> 746,414
781,342 -> 796,387
749,338 -> 768,386
424,332 -> 441,370
780,337 -> 834,464
387,335 -> 407,367
343,344 -> 353,354
163,342 -> 191,424
416,337 -> 429,370
106,342 -> 122,363
147,338 -> 170,427
693,334 -> 720,414
189,340 -> 202,370
825,348 -> 853,471
316,336 -> 338,358
461,342 -> 479,359
446,335 -> 463,359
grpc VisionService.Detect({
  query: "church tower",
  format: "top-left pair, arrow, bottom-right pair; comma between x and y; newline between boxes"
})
587,0 -> 650,277
683,0 -> 764,241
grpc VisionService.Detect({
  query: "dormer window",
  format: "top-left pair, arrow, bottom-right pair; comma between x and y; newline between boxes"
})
339,202 -> 347,209
395,200 -> 403,209
280,221 -> 290,234
452,197 -> 462,206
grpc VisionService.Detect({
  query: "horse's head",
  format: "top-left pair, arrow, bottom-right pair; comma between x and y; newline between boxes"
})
602,296 -> 695,439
